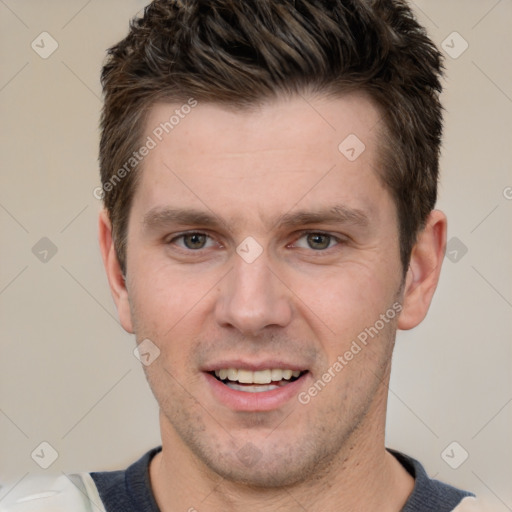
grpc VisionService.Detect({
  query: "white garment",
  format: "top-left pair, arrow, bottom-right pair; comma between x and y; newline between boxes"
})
0,473 -> 105,512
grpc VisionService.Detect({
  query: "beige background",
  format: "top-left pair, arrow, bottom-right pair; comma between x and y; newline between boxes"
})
0,0 -> 511,509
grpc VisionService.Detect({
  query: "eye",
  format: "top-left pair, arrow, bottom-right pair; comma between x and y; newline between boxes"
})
293,232 -> 339,251
172,232 -> 214,250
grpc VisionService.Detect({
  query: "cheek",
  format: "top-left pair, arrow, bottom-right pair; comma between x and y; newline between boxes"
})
292,260 -> 400,343
127,259 -> 216,343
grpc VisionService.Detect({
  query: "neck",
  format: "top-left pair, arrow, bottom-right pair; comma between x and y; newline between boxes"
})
150,408 -> 414,512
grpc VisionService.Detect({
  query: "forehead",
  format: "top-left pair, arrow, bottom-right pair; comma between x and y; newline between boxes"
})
144,92 -> 381,161
131,93 -> 390,230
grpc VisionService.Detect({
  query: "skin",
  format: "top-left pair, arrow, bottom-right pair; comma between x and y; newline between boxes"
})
99,92 -> 447,512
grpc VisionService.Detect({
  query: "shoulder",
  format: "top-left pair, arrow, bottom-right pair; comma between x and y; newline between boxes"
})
0,448 -> 160,512
89,447 -> 162,512
389,449 -> 474,512
0,473 -> 105,512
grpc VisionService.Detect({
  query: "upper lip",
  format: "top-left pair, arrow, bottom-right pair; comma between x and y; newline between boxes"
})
202,360 -> 309,372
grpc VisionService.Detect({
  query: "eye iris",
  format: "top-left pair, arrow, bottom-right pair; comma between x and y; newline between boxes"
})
307,233 -> 331,250
184,233 -> 206,249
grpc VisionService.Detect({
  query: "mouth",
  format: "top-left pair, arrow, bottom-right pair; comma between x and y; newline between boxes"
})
209,368 -> 308,393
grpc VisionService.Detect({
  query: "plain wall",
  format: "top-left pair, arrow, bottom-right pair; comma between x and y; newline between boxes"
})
1,1 -> 511,509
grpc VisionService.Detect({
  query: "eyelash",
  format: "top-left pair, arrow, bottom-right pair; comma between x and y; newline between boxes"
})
289,231 -> 344,251
167,231 -> 219,251
167,230 -> 346,252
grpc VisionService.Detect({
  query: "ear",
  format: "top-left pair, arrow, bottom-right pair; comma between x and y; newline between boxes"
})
398,210 -> 447,330
98,209 -> 134,333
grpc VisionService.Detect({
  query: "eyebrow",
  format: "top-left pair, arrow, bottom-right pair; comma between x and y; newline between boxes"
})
277,205 -> 370,230
143,207 -> 227,231
142,204 -> 370,233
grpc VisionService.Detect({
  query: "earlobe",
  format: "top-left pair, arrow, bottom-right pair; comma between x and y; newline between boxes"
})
98,209 -> 134,333
397,210 -> 447,331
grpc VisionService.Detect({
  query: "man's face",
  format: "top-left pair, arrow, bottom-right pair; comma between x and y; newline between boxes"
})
122,93 -> 405,486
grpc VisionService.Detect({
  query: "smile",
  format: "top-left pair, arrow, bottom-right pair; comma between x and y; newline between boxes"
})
211,368 -> 307,393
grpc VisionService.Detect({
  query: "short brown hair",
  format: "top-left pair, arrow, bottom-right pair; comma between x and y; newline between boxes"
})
100,0 -> 443,273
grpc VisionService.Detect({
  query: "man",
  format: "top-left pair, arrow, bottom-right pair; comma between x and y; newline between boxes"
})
1,0 -> 479,511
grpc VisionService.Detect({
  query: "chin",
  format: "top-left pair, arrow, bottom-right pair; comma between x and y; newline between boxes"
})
204,454 -> 315,488
184,430 -> 338,489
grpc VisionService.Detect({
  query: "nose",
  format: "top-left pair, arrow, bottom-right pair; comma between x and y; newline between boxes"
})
215,253 -> 293,336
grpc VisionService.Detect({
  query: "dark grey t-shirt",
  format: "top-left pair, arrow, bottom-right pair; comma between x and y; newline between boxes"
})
91,447 -> 473,511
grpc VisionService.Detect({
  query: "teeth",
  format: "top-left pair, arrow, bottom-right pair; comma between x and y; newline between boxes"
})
237,369 -> 255,384
253,369 -> 272,384
214,368 -> 303,384
271,368 -> 282,381
282,369 -> 293,380
226,383 -> 280,393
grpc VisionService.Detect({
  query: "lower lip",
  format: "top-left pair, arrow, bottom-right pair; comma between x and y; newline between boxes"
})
204,372 -> 308,412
